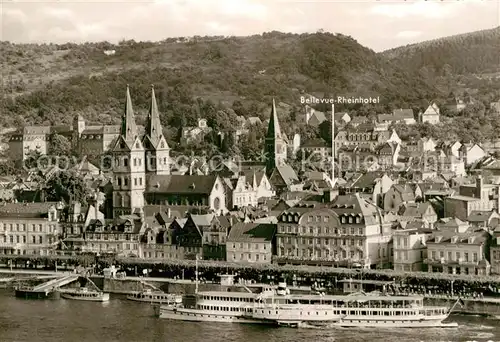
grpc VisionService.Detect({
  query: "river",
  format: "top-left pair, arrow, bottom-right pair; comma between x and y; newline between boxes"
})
0,290 -> 498,342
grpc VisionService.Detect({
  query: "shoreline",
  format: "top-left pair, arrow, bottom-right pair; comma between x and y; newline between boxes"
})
2,268 -> 500,316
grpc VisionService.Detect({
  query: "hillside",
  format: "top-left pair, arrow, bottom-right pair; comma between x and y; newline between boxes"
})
0,32 -> 439,131
382,26 -> 500,76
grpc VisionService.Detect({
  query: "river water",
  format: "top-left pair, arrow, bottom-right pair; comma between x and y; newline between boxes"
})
0,290 -> 498,342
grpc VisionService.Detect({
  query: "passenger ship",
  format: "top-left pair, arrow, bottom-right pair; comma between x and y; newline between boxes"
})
127,289 -> 182,305
155,279 -> 459,328
60,287 -> 110,302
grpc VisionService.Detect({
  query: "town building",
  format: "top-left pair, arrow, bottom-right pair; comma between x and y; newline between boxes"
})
444,176 -> 500,220
425,228 -> 491,276
305,105 -> 327,126
421,103 -> 440,124
377,109 -> 416,125
0,202 -> 64,256
393,228 -> 432,272
226,222 -> 276,264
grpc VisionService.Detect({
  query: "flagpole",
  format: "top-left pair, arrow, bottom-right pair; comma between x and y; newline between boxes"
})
331,103 -> 335,185
195,254 -> 199,294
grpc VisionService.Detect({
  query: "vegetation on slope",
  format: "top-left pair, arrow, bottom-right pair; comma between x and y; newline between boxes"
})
383,26 -> 500,76
1,32 -> 438,128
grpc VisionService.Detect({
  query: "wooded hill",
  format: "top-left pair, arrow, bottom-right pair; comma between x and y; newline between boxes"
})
1,31 -> 438,130
383,26 -> 500,76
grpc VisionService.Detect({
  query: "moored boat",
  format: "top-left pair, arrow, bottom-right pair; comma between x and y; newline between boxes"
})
155,279 -> 459,328
127,289 -> 182,305
60,287 -> 110,302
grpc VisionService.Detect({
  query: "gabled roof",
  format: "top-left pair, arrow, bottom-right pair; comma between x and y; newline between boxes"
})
348,171 -> 389,189
145,175 -> 219,195
272,163 -> 299,186
0,202 -> 60,218
330,193 -> 383,225
227,222 -> 276,243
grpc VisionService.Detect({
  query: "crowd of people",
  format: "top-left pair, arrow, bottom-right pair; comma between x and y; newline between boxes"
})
101,260 -> 500,299
2,255 -> 499,300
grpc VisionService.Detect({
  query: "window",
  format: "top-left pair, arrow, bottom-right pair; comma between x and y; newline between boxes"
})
123,158 -> 128,167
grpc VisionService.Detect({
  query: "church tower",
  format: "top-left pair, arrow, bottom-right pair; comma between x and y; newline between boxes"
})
111,85 -> 146,218
143,85 -> 170,176
265,98 -> 287,176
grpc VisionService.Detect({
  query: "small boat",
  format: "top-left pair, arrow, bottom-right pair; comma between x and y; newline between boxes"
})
127,289 -> 182,305
60,287 -> 110,302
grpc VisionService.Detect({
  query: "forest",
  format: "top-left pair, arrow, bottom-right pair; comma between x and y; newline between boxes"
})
1,30 -> 499,160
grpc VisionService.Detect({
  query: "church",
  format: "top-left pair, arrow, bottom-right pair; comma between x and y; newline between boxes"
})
110,85 -> 227,217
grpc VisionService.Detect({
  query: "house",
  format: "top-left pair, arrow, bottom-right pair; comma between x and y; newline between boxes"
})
414,182 -> 452,201
460,143 -> 486,166
426,228 -> 491,276
226,222 -> 276,264
330,194 -> 392,268
0,202 -> 64,256
349,116 -> 369,127
375,142 -> 401,170
82,214 -> 144,257
242,169 -> 275,201
181,119 -> 212,143
274,198 -> 390,269
445,98 -> 467,113
421,103 -> 440,124
444,176 -> 500,220
397,202 -> 438,227
305,105 -> 327,126
383,184 -> 415,212
436,141 -> 462,159
377,109 -> 415,125
340,171 -> 394,207
467,210 -> 500,230
393,228 -> 433,272
334,112 -> 351,125
145,174 -> 227,214
301,139 -> 332,160
231,174 -> 258,209
335,123 -> 392,154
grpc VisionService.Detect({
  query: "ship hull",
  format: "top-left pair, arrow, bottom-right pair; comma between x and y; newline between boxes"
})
333,316 -> 457,328
155,307 -> 269,324
61,292 -> 110,302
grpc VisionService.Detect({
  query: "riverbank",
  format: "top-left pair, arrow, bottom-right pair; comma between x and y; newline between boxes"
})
2,269 -> 500,316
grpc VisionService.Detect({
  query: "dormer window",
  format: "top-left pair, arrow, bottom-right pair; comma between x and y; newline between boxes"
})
451,237 -> 458,243
468,237 -> 475,244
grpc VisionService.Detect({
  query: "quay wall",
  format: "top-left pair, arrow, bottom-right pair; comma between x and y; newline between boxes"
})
3,270 -> 500,316
424,297 -> 500,316
101,278 -> 261,295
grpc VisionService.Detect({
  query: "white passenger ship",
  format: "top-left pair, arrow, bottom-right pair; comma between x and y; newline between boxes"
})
60,287 -> 110,302
155,278 -> 459,328
127,288 -> 182,305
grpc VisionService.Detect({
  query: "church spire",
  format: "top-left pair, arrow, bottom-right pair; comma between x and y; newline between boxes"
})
266,98 -> 282,139
121,84 -> 138,141
146,84 -> 162,144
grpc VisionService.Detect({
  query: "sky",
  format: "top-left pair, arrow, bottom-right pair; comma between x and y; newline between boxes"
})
1,0 -> 499,52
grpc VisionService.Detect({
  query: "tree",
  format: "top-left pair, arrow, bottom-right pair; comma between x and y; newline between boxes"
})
48,133 -> 72,156
45,171 -> 91,205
